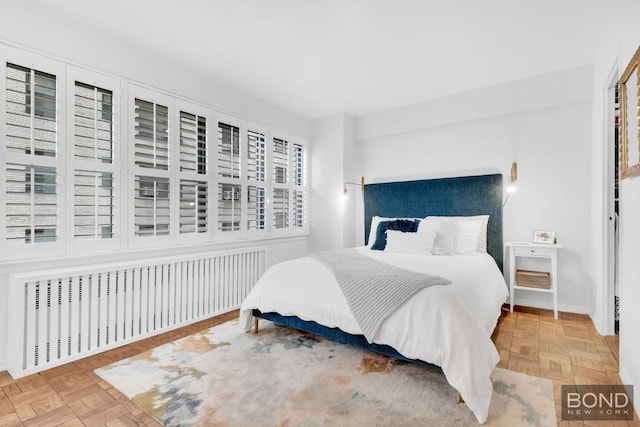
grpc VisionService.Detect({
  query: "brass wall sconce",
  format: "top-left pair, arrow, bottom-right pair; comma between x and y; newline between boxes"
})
343,176 -> 365,199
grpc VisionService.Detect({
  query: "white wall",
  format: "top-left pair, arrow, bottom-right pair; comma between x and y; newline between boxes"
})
309,114 -> 362,253
0,7 -> 310,140
589,0 -> 640,411
351,68 -> 595,314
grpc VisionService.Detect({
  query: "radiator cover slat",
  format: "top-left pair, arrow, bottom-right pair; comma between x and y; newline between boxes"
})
8,249 -> 265,378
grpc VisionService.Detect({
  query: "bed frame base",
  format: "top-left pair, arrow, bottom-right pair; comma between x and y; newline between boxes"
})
252,311 -> 466,404
252,310 -> 441,370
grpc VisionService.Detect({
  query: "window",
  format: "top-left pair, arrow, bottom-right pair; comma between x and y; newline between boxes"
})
6,165 -> 57,243
179,108 -> 209,236
216,120 -> 241,233
1,46 -> 310,261
130,88 -> 172,240
272,188 -> 289,229
217,122 -> 240,178
293,143 -> 307,228
273,137 -> 288,184
134,176 -> 170,236
4,60 -> 60,251
74,171 -> 113,239
134,98 -> 169,170
271,136 -> 308,232
247,129 -> 266,232
6,63 -> 57,157
73,81 -> 115,240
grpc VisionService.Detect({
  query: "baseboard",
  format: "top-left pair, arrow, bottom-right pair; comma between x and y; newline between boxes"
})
0,357 -> 6,372
618,366 -> 640,416
511,296 -> 590,315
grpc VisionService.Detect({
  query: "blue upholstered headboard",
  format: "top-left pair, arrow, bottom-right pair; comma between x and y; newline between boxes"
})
363,174 -> 503,271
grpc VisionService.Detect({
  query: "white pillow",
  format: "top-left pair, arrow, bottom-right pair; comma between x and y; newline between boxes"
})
418,220 -> 456,255
385,230 -> 435,254
423,215 -> 490,252
453,220 -> 483,254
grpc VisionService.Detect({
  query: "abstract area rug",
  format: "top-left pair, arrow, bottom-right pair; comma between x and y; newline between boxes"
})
95,319 -> 555,426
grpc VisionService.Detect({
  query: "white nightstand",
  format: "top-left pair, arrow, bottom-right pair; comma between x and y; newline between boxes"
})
505,242 -> 563,319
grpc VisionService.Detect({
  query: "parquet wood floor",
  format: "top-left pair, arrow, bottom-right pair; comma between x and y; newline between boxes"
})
0,306 -> 636,426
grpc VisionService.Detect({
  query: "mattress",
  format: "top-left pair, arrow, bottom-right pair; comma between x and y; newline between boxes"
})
240,247 -> 509,423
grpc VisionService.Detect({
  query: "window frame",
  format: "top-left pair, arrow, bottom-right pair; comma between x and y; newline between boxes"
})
269,132 -> 309,237
65,65 -> 121,254
213,112 -> 244,241
174,99 -> 213,244
128,84 -> 175,249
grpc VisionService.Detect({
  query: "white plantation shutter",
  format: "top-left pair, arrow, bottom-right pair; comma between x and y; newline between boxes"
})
130,88 -> 173,242
272,138 -> 288,184
74,171 -> 113,239
272,137 -> 289,230
218,183 -> 241,231
72,80 -> 115,240
5,165 -> 57,242
74,82 -> 113,162
246,129 -> 266,232
270,136 -> 308,232
216,118 -> 242,235
294,190 -> 305,228
272,188 -> 289,229
180,111 -> 206,174
247,186 -> 266,230
4,60 -> 61,249
134,176 -> 170,236
293,143 -> 307,228
217,122 -> 240,179
247,130 -> 265,181
180,180 -> 207,234
178,106 -> 209,237
6,63 -> 57,157
1,47 -> 312,261
134,98 -> 169,170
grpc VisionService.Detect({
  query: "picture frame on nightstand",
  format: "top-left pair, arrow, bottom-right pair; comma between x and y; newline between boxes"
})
532,230 -> 555,244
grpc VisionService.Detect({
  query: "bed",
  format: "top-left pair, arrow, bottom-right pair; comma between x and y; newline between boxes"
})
239,174 -> 508,424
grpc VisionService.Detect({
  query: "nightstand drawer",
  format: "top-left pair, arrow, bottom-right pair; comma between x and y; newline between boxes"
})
513,246 -> 554,257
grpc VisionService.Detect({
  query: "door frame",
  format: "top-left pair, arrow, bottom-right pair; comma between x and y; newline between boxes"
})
600,60 -> 619,336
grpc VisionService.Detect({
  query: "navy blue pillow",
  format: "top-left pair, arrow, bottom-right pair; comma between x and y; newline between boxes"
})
371,219 -> 421,251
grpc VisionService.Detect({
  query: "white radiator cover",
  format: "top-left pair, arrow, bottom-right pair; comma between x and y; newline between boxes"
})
7,248 -> 265,379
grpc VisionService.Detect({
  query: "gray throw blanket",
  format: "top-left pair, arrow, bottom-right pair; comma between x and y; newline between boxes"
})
310,249 -> 451,343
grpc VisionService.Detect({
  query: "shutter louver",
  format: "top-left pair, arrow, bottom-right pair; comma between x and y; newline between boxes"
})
273,138 -> 288,184
247,130 -> 265,181
6,64 -> 57,157
5,165 -> 57,242
180,112 -> 207,174
134,176 -> 170,236
218,183 -> 241,231
294,190 -> 306,228
217,122 -> 240,178
74,171 -> 113,239
293,143 -> 307,228
74,82 -> 113,163
180,180 -> 207,234
272,188 -> 289,229
247,186 -> 266,230
134,98 -> 169,170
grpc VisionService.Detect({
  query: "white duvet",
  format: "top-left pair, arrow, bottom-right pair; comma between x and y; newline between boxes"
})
239,248 -> 509,424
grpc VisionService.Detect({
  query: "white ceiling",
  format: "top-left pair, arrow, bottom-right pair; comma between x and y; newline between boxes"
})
17,0 -> 615,119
